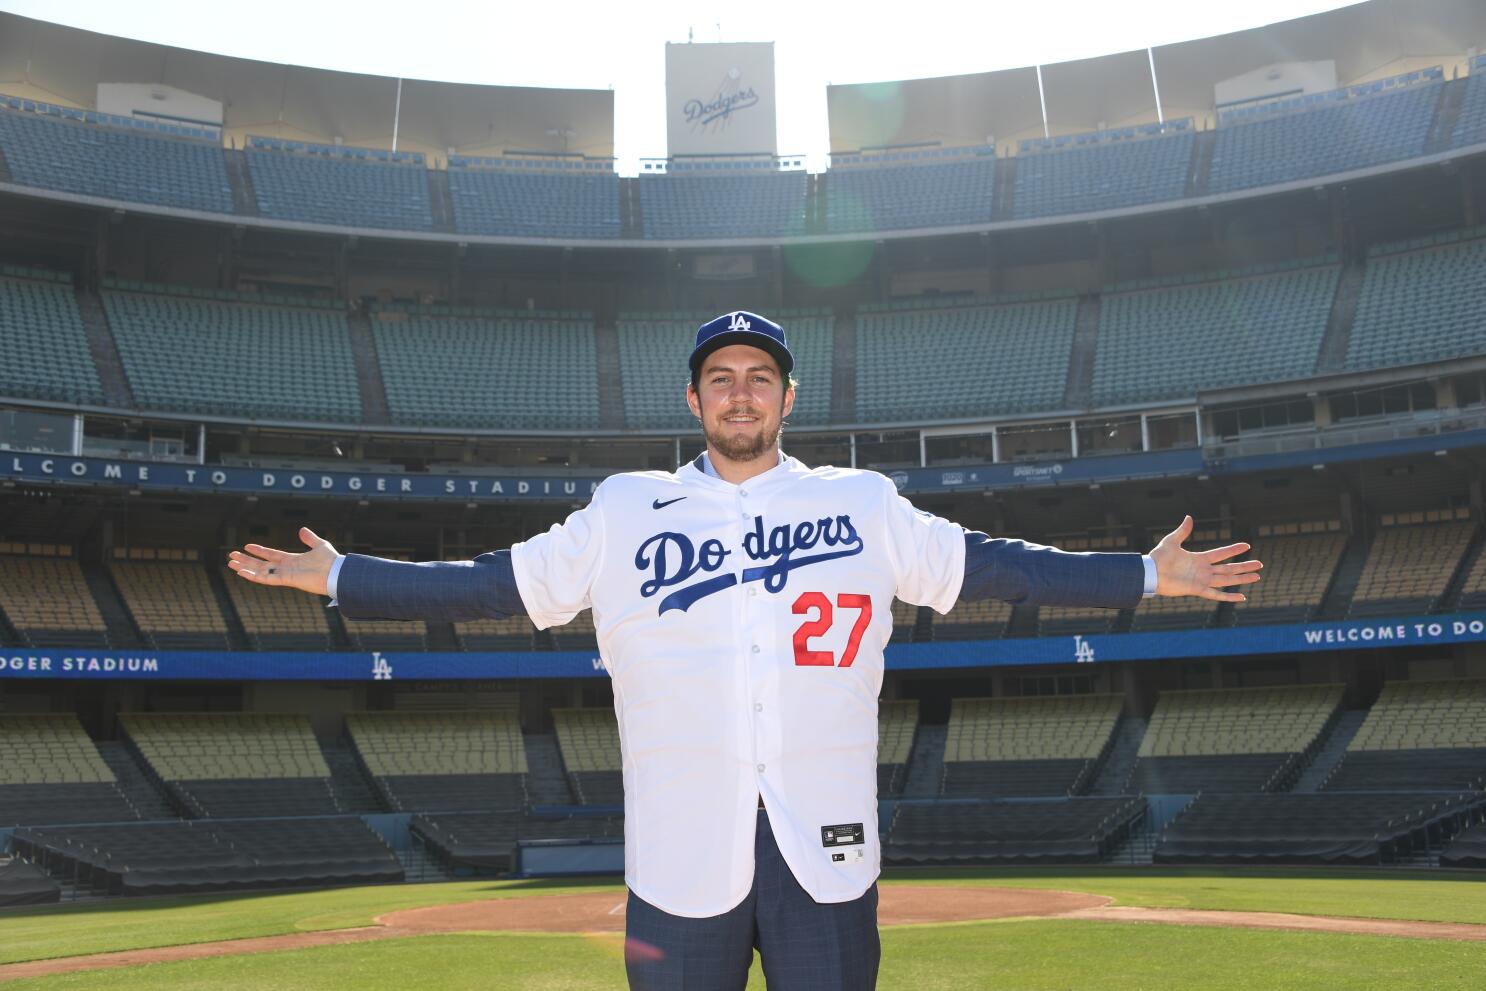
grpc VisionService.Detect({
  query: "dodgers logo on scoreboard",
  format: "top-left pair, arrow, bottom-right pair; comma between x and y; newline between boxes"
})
1073,635 -> 1096,664
682,81 -> 760,132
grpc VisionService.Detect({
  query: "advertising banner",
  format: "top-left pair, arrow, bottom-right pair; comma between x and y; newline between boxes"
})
5,613 -> 1482,681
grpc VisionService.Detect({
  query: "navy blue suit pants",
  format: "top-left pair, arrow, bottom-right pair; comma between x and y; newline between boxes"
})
624,808 -> 880,990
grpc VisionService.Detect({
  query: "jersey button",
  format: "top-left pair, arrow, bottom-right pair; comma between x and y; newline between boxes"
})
756,763 -> 766,772
751,645 -> 760,653
754,702 -> 763,712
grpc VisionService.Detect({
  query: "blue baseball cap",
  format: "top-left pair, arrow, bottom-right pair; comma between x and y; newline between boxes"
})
689,310 -> 794,378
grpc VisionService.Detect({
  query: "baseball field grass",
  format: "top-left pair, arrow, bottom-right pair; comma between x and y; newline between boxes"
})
3,868 -> 1485,989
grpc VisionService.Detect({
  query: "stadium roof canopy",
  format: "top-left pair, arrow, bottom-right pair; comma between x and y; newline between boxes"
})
0,11 -> 615,160
827,0 -> 1486,153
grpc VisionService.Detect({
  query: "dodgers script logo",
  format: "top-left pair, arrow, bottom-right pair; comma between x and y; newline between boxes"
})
636,514 -> 864,614
683,85 -> 760,130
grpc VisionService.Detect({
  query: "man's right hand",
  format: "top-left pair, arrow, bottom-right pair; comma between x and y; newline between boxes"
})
227,526 -> 338,596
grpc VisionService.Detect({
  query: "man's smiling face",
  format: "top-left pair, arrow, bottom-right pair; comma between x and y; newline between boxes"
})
687,343 -> 795,464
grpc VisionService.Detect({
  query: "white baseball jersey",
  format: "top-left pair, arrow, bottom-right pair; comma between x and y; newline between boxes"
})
510,454 -> 965,917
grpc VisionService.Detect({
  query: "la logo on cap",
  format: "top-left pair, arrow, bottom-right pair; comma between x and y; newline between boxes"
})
728,313 -> 751,332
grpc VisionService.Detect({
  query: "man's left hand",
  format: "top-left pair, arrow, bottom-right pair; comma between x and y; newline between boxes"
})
1150,515 -> 1263,601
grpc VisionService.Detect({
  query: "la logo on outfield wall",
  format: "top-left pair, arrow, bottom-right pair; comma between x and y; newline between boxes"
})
1073,636 -> 1095,664
371,652 -> 393,681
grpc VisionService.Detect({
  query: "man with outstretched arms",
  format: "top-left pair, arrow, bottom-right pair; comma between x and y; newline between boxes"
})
230,310 -> 1261,990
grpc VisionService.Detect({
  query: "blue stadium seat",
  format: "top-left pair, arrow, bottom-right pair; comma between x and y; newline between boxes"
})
855,297 -> 1078,422
641,171 -> 807,239
1013,130 -> 1192,218
1451,71 -> 1486,149
102,286 -> 361,422
372,311 -> 599,430
246,140 -> 431,231
1210,83 -> 1438,193
827,156 -> 995,232
0,271 -> 103,405
1092,262 -> 1339,406
0,106 -> 232,213
1346,233 -> 1486,372
448,164 -> 620,239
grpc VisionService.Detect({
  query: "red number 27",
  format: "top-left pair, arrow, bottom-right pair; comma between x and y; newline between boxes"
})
791,592 -> 873,667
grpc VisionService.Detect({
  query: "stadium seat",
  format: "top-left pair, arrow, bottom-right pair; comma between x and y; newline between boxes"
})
0,551 -> 109,647
456,615 -> 537,651
1348,515 -> 1474,618
347,711 -> 528,812
855,296 -> 1078,423
0,103 -> 232,213
1452,70 -> 1486,149
412,810 -> 623,872
226,574 -> 333,650
0,714 -> 137,826
102,284 -> 362,423
1441,820 -> 1486,869
1014,129 -> 1191,219
641,170 -> 807,239
121,712 -> 340,817
0,857 -> 62,906
109,557 -> 230,650
1093,261 -> 1339,407
1231,523 -> 1347,625
340,615 -> 428,652
827,154 -> 995,232
246,139 -> 432,231
0,272 -> 103,406
1130,685 -> 1343,793
941,695 -> 1123,798
372,310 -> 599,431
1155,791 -> 1480,865
932,597 -> 1012,641
1325,679 -> 1486,792
552,707 -> 622,805
449,161 -> 620,238
12,817 -> 403,895
885,796 -> 1143,865
1209,81 -> 1438,193
877,700 -> 919,798
1346,234 -> 1486,373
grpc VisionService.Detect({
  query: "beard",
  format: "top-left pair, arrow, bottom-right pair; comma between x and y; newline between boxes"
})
704,407 -> 782,462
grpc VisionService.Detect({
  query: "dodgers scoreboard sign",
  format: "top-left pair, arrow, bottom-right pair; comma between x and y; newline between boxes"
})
6,613 -> 1485,681
666,41 -> 778,157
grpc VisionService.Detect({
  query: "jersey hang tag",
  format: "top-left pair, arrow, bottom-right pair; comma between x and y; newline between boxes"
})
820,822 -> 865,847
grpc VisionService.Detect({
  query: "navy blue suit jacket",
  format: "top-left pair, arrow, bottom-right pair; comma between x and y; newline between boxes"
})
334,533 -> 1144,623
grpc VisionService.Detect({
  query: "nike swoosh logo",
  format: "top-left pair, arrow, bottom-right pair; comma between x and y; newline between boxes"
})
652,496 -> 687,510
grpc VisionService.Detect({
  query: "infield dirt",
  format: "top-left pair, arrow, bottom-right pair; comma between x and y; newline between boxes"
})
4,884 -> 1485,982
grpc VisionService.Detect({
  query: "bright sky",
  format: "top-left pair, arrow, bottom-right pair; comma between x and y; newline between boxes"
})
1,0 -> 1363,171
